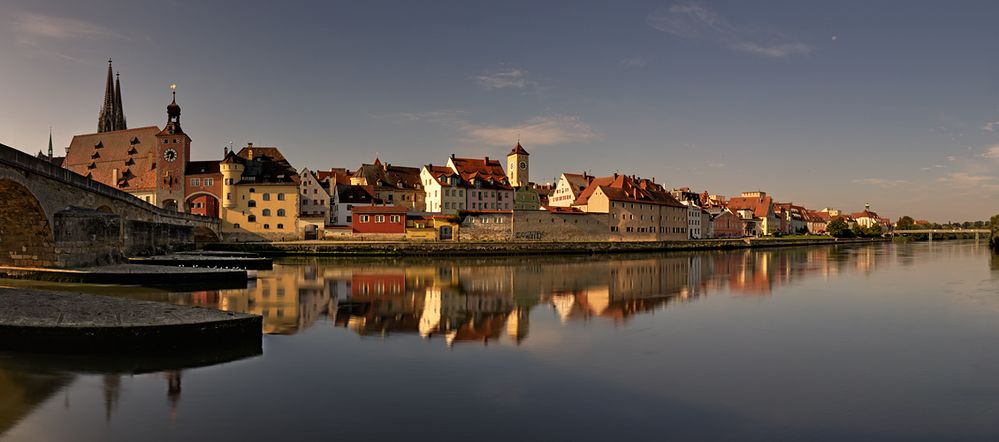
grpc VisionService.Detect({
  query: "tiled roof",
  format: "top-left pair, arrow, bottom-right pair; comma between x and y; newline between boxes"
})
449,157 -> 512,190
186,160 -> 220,175
336,184 -> 380,204
425,165 -> 461,187
574,174 -> 683,207
235,146 -> 300,185
353,162 -> 423,190
509,142 -> 529,156
64,126 -> 161,190
727,194 -> 774,218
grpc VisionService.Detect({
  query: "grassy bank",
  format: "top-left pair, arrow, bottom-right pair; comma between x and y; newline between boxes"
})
205,237 -> 887,257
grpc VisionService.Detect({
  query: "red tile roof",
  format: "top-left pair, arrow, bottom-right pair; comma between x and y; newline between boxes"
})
574,174 -> 683,207
727,194 -> 774,218
352,205 -> 408,214
449,157 -> 512,190
64,126 -> 162,190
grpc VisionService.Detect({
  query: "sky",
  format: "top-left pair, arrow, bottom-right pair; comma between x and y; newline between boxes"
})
1,0 -> 998,221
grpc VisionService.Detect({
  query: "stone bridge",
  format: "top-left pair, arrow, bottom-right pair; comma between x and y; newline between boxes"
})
0,142 -> 220,268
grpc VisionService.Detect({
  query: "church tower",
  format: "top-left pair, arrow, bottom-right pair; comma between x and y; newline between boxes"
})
507,141 -> 530,187
97,60 -> 127,132
153,86 -> 190,210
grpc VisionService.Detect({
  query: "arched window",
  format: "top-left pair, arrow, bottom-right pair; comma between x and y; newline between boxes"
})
277,193 -> 285,201
247,215 -> 256,222
262,193 -> 270,201
263,209 -> 272,216
277,223 -> 284,229
263,224 -> 270,229
249,188 -> 256,193
248,200 -> 256,208
277,209 -> 286,216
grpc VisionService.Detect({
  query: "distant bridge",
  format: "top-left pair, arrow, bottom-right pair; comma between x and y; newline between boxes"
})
891,229 -> 990,241
0,142 -> 219,268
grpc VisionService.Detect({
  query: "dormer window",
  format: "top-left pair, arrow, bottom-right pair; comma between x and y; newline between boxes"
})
130,137 -> 140,145
91,152 -> 100,159
95,141 -> 103,149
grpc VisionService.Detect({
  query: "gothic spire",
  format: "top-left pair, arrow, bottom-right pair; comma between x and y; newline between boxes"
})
98,59 -> 116,132
113,72 -> 127,130
48,128 -> 53,158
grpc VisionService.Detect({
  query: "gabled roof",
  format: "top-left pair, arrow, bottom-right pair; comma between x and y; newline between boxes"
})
850,210 -> 880,219
64,126 -> 161,190
336,184 -> 380,204
574,174 -> 683,207
727,194 -> 774,219
424,165 -> 462,187
448,157 -> 512,190
353,162 -> 423,190
561,173 -> 592,193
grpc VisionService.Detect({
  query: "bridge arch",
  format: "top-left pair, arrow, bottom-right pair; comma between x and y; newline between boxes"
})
0,179 -> 56,266
185,192 -> 220,218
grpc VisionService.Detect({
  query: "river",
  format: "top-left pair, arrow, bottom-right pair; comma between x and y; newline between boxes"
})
1,240 -> 998,441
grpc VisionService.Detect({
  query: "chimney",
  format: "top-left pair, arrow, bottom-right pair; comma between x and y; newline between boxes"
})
450,153 -> 455,159
223,146 -> 229,156
484,156 -> 489,163
247,143 -> 253,160
112,168 -> 120,184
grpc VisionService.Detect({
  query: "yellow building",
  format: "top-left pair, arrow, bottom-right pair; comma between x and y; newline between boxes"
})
220,144 -> 301,241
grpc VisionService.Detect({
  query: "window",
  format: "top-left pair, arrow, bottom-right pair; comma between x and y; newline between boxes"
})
249,188 -> 256,193
264,224 -> 270,229
346,204 -> 353,210
204,178 -> 213,186
277,223 -> 284,229
390,215 -> 401,223
263,193 -> 270,201
277,193 -> 284,200
248,200 -> 256,208
248,215 -> 256,222
263,209 -> 271,216
277,209 -> 286,216
233,223 -> 240,228
191,178 -> 201,186
347,215 -> 352,222
375,215 -> 385,223
359,215 -> 369,223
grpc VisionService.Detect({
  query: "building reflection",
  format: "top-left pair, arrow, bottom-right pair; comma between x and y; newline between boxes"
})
177,245 -> 889,343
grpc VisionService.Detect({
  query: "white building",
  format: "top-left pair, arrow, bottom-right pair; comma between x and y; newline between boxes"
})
548,172 -> 593,207
421,165 -> 467,213
299,168 -> 331,225
682,201 -> 703,239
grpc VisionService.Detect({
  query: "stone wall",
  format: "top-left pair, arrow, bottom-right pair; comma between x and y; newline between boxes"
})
512,210 -> 610,241
52,207 -> 122,267
460,213 -> 513,241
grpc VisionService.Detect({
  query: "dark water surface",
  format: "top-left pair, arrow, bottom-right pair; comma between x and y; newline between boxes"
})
2,241 -> 999,441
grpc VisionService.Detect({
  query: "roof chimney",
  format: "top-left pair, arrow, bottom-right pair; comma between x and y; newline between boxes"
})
484,156 -> 489,163
450,153 -> 455,159
247,143 -> 254,160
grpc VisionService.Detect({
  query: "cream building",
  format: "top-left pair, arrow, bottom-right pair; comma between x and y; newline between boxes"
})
220,144 -> 301,241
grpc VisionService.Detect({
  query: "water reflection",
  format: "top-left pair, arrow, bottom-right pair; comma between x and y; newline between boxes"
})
174,245 -> 895,344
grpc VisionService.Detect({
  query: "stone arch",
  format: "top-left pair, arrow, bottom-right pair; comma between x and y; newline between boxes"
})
193,225 -> 220,244
0,179 -> 56,266
162,199 -> 179,211
96,205 -> 114,214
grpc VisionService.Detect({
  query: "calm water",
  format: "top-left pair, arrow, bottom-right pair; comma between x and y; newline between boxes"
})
2,241 -> 999,441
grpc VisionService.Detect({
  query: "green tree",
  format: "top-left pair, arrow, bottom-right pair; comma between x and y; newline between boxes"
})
852,223 -> 866,238
865,224 -> 883,237
827,219 -> 852,238
897,216 -> 915,230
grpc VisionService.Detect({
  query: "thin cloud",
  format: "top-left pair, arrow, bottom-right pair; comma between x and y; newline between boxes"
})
982,121 -> 999,132
458,115 -> 599,147
852,178 -> 908,187
982,145 -> 999,160
648,3 -> 812,58
12,12 -> 119,43
473,68 -> 537,90
620,56 -> 651,68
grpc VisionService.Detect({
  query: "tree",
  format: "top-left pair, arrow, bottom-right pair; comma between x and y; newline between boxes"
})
897,216 -> 915,230
852,223 -> 866,238
827,219 -> 852,238
865,224 -> 883,237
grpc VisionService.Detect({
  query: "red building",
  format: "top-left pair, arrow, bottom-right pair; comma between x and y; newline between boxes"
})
352,206 -> 407,234
185,161 -> 222,216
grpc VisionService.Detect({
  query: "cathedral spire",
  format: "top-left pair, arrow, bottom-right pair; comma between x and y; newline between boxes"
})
48,127 -> 53,158
98,59 -> 116,132
113,72 -> 127,130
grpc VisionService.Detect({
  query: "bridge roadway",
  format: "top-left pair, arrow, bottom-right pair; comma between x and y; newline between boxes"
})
0,142 -> 220,268
891,229 -> 990,241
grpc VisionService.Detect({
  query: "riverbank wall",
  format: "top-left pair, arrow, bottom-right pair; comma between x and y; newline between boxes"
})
205,237 -> 887,257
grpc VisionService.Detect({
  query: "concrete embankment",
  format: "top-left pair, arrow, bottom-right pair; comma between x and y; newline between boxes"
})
0,288 -> 261,353
0,264 -> 247,288
206,237 -> 887,257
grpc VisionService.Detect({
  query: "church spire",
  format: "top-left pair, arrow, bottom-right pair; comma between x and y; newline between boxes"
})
48,127 -> 53,158
98,59 -> 116,132
113,72 -> 127,130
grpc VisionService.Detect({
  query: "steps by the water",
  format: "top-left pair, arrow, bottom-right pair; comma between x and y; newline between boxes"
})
0,264 -> 247,288
0,288 -> 261,353
128,254 -> 272,270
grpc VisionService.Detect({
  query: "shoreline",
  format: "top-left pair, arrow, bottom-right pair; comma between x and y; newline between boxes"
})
205,237 -> 890,257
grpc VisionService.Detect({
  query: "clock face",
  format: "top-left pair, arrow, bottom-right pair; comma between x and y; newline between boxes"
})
164,148 -> 178,162
519,161 -> 527,170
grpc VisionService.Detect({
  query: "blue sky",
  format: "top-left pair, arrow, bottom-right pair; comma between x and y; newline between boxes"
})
1,0 -> 998,221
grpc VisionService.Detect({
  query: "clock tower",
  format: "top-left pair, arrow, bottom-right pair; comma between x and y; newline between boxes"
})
507,141 -> 530,187
154,87 -> 190,211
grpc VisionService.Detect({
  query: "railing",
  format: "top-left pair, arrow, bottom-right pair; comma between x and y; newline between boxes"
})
0,143 -> 217,227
